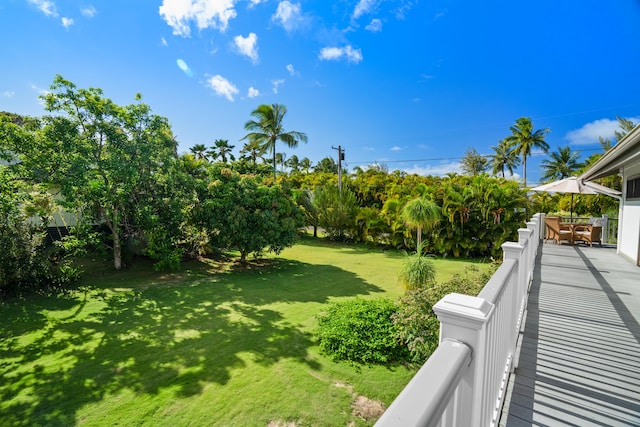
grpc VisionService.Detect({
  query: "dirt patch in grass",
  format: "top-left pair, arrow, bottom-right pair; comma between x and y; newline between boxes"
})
267,421 -> 298,427
334,380 -> 386,422
351,395 -> 386,421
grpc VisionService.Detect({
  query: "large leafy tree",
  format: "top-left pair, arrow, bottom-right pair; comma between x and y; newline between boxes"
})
488,139 -> 520,177
203,169 -> 302,263
460,147 -> 488,176
540,146 -> 582,182
30,75 -> 178,269
242,104 -> 307,182
504,117 -> 549,187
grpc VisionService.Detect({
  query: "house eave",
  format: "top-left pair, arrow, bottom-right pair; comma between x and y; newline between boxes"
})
581,124 -> 640,181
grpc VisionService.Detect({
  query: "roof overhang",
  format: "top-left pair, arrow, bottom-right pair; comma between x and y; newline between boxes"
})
580,124 -> 640,181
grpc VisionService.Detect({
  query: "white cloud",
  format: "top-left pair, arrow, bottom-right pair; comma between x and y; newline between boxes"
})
565,117 -> 640,145
161,37 -> 168,46
286,64 -> 299,76
81,5 -> 96,17
434,10 -> 446,21
247,87 -> 259,98
365,18 -> 382,32
272,79 -> 285,94
28,0 -> 57,17
248,0 -> 265,6
233,33 -> 258,63
319,45 -> 363,64
159,0 -> 237,37
61,17 -> 74,27
402,161 -> 462,177
2,91 -> 15,98
390,146 -> 402,152
272,1 -> 303,32
353,0 -> 377,19
205,74 -> 239,101
30,84 -> 50,105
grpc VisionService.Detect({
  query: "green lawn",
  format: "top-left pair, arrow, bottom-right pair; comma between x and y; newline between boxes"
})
0,238 -> 488,426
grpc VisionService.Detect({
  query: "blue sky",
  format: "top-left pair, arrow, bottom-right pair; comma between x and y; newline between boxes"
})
1,0 -> 640,185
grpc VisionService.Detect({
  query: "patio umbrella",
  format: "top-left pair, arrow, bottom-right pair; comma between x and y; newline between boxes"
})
530,177 -> 621,221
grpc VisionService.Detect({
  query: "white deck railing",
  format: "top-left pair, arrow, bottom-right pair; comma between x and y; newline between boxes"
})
376,213 -> 541,427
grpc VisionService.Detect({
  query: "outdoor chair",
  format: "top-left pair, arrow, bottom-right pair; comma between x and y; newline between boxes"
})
544,216 -> 573,245
573,225 -> 602,247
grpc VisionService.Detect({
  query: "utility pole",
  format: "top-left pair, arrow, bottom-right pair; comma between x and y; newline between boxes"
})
331,145 -> 345,195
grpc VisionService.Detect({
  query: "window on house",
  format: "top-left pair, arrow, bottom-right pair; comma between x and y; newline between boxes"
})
626,176 -> 640,199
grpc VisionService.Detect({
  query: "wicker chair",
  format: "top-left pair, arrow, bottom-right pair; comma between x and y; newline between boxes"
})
544,216 -> 573,245
573,225 -> 602,247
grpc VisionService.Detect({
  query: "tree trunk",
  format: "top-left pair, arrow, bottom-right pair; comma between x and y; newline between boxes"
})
240,249 -> 248,263
104,215 -> 123,270
313,224 -> 317,238
113,230 -> 122,270
416,226 -> 423,256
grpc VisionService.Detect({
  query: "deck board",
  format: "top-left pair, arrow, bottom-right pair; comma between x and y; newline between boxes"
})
501,243 -> 640,427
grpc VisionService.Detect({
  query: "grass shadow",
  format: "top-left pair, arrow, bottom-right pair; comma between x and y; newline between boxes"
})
0,260 -> 385,426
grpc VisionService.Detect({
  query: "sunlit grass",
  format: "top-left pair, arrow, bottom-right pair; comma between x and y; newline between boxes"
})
0,238 -> 489,426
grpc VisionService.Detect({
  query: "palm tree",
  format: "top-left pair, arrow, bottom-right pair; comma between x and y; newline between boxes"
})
504,117 -> 549,187
401,196 -> 440,256
300,157 -> 312,173
275,152 -> 286,172
540,146 -> 583,182
189,143 -> 208,160
242,104 -> 308,182
285,154 -> 300,174
208,139 -> 235,163
239,138 -> 266,164
488,139 -> 520,177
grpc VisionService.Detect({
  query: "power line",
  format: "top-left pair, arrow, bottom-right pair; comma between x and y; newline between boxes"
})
348,148 -> 602,166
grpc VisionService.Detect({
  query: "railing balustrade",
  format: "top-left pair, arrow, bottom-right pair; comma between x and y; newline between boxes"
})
376,214 -> 541,427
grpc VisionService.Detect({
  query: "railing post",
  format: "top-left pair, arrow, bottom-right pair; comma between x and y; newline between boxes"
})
517,228 -> 533,286
501,242 -> 526,351
602,214 -> 609,243
433,294 -> 494,426
526,221 -> 538,272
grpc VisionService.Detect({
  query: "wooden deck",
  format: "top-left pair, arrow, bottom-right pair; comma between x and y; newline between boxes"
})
500,242 -> 640,426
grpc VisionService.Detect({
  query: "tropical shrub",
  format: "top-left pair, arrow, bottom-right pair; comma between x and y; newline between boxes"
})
393,265 -> 495,363
315,298 -> 408,364
398,250 -> 437,290
314,185 -> 358,240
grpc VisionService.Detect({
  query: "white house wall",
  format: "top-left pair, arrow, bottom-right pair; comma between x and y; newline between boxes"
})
619,162 -> 640,264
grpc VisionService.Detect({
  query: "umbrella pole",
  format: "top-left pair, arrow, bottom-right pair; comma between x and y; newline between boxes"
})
570,193 -> 574,222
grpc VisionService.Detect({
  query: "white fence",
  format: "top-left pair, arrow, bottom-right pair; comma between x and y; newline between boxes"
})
376,213 -> 541,427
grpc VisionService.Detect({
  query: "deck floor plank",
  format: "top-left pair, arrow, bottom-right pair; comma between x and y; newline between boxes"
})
501,243 -> 640,427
